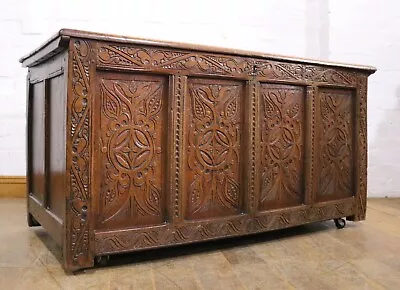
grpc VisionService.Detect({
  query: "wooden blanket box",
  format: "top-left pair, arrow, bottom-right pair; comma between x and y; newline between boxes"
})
20,29 -> 376,272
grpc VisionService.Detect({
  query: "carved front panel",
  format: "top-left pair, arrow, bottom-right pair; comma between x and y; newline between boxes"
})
184,79 -> 244,220
97,73 -> 167,229
317,89 -> 354,201
259,84 -> 305,210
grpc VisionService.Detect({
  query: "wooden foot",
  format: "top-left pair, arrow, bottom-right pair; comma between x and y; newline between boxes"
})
27,213 -> 41,227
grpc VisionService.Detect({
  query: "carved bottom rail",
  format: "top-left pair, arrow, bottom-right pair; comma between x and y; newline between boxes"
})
95,198 -> 355,255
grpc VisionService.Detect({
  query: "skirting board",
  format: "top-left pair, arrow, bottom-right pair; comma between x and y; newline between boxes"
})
0,176 -> 26,198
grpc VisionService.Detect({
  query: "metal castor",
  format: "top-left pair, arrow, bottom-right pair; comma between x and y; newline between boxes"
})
334,218 -> 346,229
95,255 -> 110,266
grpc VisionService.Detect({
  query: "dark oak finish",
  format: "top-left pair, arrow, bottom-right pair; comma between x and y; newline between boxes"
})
20,29 -> 376,273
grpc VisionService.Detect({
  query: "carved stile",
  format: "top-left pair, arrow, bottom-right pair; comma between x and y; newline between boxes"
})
355,75 -> 368,220
65,39 -> 93,270
172,75 -> 186,221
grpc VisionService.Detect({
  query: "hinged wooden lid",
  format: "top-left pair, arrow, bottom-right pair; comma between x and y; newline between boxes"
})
20,28 -> 377,74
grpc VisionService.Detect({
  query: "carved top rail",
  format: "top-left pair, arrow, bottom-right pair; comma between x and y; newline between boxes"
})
20,29 -> 376,82
96,43 -> 360,86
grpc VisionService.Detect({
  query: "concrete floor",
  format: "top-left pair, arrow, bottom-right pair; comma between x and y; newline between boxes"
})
0,198 -> 399,290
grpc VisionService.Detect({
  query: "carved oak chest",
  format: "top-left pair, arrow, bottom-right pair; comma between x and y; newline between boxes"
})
20,29 -> 376,272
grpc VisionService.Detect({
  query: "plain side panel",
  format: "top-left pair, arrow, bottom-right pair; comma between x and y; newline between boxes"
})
48,74 -> 67,219
316,88 -> 354,202
31,81 -> 45,204
96,72 -> 168,230
259,84 -> 305,210
184,78 -> 245,220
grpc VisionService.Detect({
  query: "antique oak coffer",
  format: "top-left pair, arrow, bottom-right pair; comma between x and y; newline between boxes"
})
20,29 -> 376,272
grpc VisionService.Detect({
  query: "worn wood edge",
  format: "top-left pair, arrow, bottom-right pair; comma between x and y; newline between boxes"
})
94,197 -> 356,256
20,34 -> 70,67
20,28 -> 377,73
0,176 -> 26,198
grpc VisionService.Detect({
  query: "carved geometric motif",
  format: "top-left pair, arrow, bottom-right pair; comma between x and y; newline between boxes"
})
317,89 -> 354,201
98,74 -> 166,228
185,79 -> 244,219
259,84 -> 305,209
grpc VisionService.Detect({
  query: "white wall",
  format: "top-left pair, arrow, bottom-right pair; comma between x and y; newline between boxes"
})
0,0 -> 398,197
329,0 -> 400,197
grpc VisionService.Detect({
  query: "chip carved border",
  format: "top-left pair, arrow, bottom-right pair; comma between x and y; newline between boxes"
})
172,75 -> 185,220
305,86 -> 317,204
249,81 -> 258,212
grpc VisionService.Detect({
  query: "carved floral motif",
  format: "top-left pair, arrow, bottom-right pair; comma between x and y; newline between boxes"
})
99,77 -> 165,226
318,89 -> 354,199
259,85 -> 304,208
185,80 -> 243,219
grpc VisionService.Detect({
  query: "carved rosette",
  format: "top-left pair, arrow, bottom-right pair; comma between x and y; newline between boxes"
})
66,39 -> 92,269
